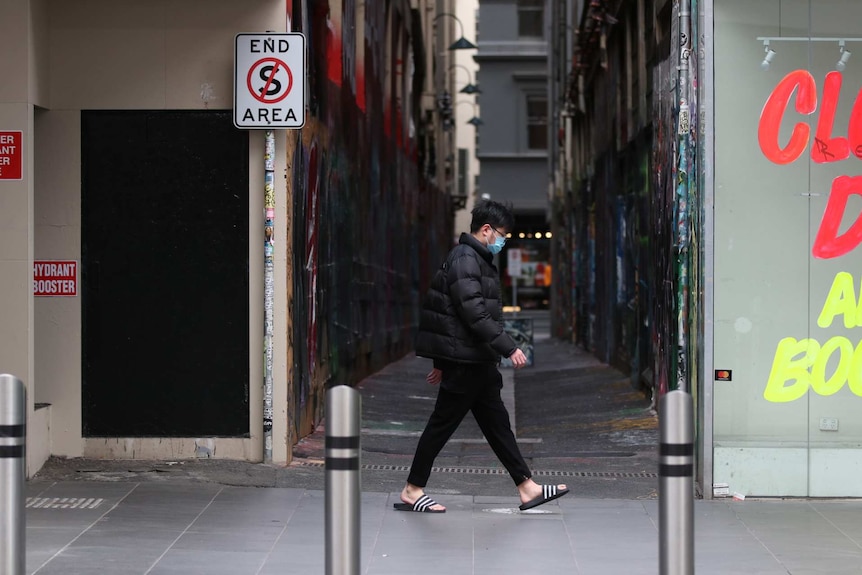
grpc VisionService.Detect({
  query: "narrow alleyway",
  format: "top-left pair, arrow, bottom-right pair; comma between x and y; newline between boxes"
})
34,316 -> 658,500
290,310 -> 659,499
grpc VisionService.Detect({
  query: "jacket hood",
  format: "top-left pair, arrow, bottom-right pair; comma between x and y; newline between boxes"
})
459,232 -> 493,263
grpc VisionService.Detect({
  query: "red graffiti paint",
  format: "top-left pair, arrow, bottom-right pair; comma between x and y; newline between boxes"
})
326,10 -> 343,86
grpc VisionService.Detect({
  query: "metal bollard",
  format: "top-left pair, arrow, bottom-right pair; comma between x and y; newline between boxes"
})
325,385 -> 361,575
1,374 -> 26,575
659,390 -> 694,575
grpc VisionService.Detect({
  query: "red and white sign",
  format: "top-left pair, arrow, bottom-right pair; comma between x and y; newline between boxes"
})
34,260 -> 78,297
0,131 -> 22,180
234,33 -> 306,129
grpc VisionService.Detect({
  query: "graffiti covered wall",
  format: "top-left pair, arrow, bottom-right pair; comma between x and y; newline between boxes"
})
286,0 -> 452,439
559,0 -> 704,416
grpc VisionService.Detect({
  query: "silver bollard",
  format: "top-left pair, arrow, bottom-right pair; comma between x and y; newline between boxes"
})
325,385 -> 361,575
659,390 -> 694,575
1,374 -> 26,575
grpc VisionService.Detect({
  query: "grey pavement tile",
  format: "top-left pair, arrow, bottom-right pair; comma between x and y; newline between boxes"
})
474,550 -> 579,573
365,550 -> 475,575
568,557 -> 655,575
474,519 -> 568,552
148,549 -> 268,575
26,528 -> 92,575
808,501 -> 862,547
27,505 -> 114,531
169,529 -> 285,552
693,558 -> 789,575
28,549 -> 164,575
257,552 -> 325,575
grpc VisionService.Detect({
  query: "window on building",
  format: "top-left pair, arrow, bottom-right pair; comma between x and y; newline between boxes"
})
527,95 -> 548,150
518,0 -> 544,38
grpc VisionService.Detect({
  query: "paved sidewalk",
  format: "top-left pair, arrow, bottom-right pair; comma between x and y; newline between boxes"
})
24,326 -> 862,573
24,480 -> 862,574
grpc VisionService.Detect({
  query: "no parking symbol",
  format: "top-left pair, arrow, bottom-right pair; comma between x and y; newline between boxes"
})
247,57 -> 293,104
234,33 -> 306,129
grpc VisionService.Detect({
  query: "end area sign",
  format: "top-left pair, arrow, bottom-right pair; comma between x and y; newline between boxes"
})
234,33 -> 306,129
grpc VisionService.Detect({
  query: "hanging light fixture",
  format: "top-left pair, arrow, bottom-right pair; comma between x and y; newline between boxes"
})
837,41 -> 852,71
761,41 -> 776,70
435,13 -> 478,51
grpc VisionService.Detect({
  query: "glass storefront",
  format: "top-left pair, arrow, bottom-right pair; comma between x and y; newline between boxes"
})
714,0 -> 862,496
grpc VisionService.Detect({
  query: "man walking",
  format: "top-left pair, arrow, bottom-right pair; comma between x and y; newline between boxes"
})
394,200 -> 568,513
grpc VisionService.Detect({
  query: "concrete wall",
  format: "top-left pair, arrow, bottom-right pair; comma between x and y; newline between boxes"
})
0,0 -> 290,473
0,0 -> 44,475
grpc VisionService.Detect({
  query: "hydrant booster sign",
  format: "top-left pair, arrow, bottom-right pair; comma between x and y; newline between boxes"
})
34,261 -> 77,297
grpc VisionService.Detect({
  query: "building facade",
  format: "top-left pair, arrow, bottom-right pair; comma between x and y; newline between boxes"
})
477,0 -> 553,309
0,0 -> 454,476
452,0 -> 482,237
554,0 -> 862,498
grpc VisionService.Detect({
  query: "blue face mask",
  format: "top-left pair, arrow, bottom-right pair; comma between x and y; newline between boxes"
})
488,234 -> 506,255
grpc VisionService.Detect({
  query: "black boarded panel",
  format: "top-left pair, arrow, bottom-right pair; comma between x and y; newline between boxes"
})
82,111 -> 249,437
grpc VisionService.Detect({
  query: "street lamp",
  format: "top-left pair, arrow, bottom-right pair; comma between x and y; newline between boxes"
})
434,13 -> 478,51
448,64 -> 481,94
455,100 -> 482,127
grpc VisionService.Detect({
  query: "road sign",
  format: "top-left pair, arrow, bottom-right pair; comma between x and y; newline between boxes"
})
234,33 -> 306,129
0,131 -> 22,180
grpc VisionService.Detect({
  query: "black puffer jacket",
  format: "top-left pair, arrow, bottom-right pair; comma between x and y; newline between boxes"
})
415,233 -> 517,364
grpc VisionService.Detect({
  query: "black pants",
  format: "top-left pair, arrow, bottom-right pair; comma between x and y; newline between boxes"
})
407,362 -> 532,487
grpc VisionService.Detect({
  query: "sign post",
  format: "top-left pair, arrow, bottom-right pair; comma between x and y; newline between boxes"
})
234,32 -> 307,463
507,248 -> 522,309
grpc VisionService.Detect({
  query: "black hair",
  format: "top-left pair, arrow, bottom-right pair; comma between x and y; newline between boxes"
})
470,199 -> 515,233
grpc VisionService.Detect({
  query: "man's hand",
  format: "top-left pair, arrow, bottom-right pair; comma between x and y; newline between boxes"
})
508,349 -> 528,369
426,368 -> 443,385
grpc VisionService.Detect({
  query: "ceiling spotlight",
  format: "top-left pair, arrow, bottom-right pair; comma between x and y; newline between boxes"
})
761,42 -> 776,70
837,42 -> 852,71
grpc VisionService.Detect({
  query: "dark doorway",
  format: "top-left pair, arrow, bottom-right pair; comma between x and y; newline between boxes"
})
82,111 -> 250,437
